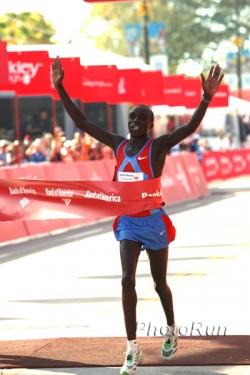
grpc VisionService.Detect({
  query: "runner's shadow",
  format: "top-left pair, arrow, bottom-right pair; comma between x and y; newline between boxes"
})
0,354 -> 86,368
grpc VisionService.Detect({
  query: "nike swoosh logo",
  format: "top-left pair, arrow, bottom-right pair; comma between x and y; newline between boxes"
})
138,156 -> 148,160
160,230 -> 165,236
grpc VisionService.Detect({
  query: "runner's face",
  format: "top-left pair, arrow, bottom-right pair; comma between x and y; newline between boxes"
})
128,106 -> 152,137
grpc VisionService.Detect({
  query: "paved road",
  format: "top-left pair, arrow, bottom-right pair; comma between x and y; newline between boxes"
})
0,177 -> 249,340
1,365 -> 250,375
0,176 -> 249,375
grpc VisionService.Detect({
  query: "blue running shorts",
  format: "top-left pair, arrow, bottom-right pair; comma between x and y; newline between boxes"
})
113,208 -> 176,251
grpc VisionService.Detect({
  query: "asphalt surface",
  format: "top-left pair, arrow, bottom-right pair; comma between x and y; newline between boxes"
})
0,175 -> 249,375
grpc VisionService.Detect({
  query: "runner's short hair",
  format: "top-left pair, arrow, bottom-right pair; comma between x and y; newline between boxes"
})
136,104 -> 154,123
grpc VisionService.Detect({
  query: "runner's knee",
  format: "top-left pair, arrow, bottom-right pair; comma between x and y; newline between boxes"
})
121,274 -> 136,291
154,279 -> 168,295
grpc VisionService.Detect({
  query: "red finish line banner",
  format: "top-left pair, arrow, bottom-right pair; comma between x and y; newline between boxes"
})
0,178 -> 163,222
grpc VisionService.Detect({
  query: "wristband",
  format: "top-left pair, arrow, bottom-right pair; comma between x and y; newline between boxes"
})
202,95 -> 212,104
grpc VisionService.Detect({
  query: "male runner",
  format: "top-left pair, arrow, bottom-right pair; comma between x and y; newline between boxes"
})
52,56 -> 223,375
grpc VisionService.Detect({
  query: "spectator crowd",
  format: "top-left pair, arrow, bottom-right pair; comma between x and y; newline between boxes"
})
0,126 -> 114,167
1,114 -> 250,167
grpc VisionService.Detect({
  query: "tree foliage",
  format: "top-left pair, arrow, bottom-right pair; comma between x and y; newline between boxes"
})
0,12 -> 56,45
83,0 -> 250,73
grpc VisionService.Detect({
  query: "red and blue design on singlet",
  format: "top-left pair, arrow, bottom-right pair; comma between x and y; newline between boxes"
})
114,138 -> 154,182
112,137 -> 176,247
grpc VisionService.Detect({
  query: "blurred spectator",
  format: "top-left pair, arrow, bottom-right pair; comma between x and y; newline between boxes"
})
102,145 -> 114,159
70,139 -> 82,161
220,133 -> 236,150
0,140 -> 11,166
25,138 -> 47,163
242,115 -> 250,136
199,138 -> 212,152
71,131 -> 85,160
213,131 -> 236,150
82,134 -> 92,160
190,133 -> 203,163
237,111 -> 247,146
60,140 -> 80,162
90,140 -> 103,160
50,126 -> 64,162
23,135 -> 33,162
0,129 -> 114,167
170,144 -> 181,155
42,132 -> 54,161
179,140 -> 191,153
213,131 -> 224,151
8,140 -> 24,165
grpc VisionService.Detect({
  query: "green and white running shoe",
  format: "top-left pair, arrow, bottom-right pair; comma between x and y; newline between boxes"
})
161,324 -> 178,360
120,347 -> 142,375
